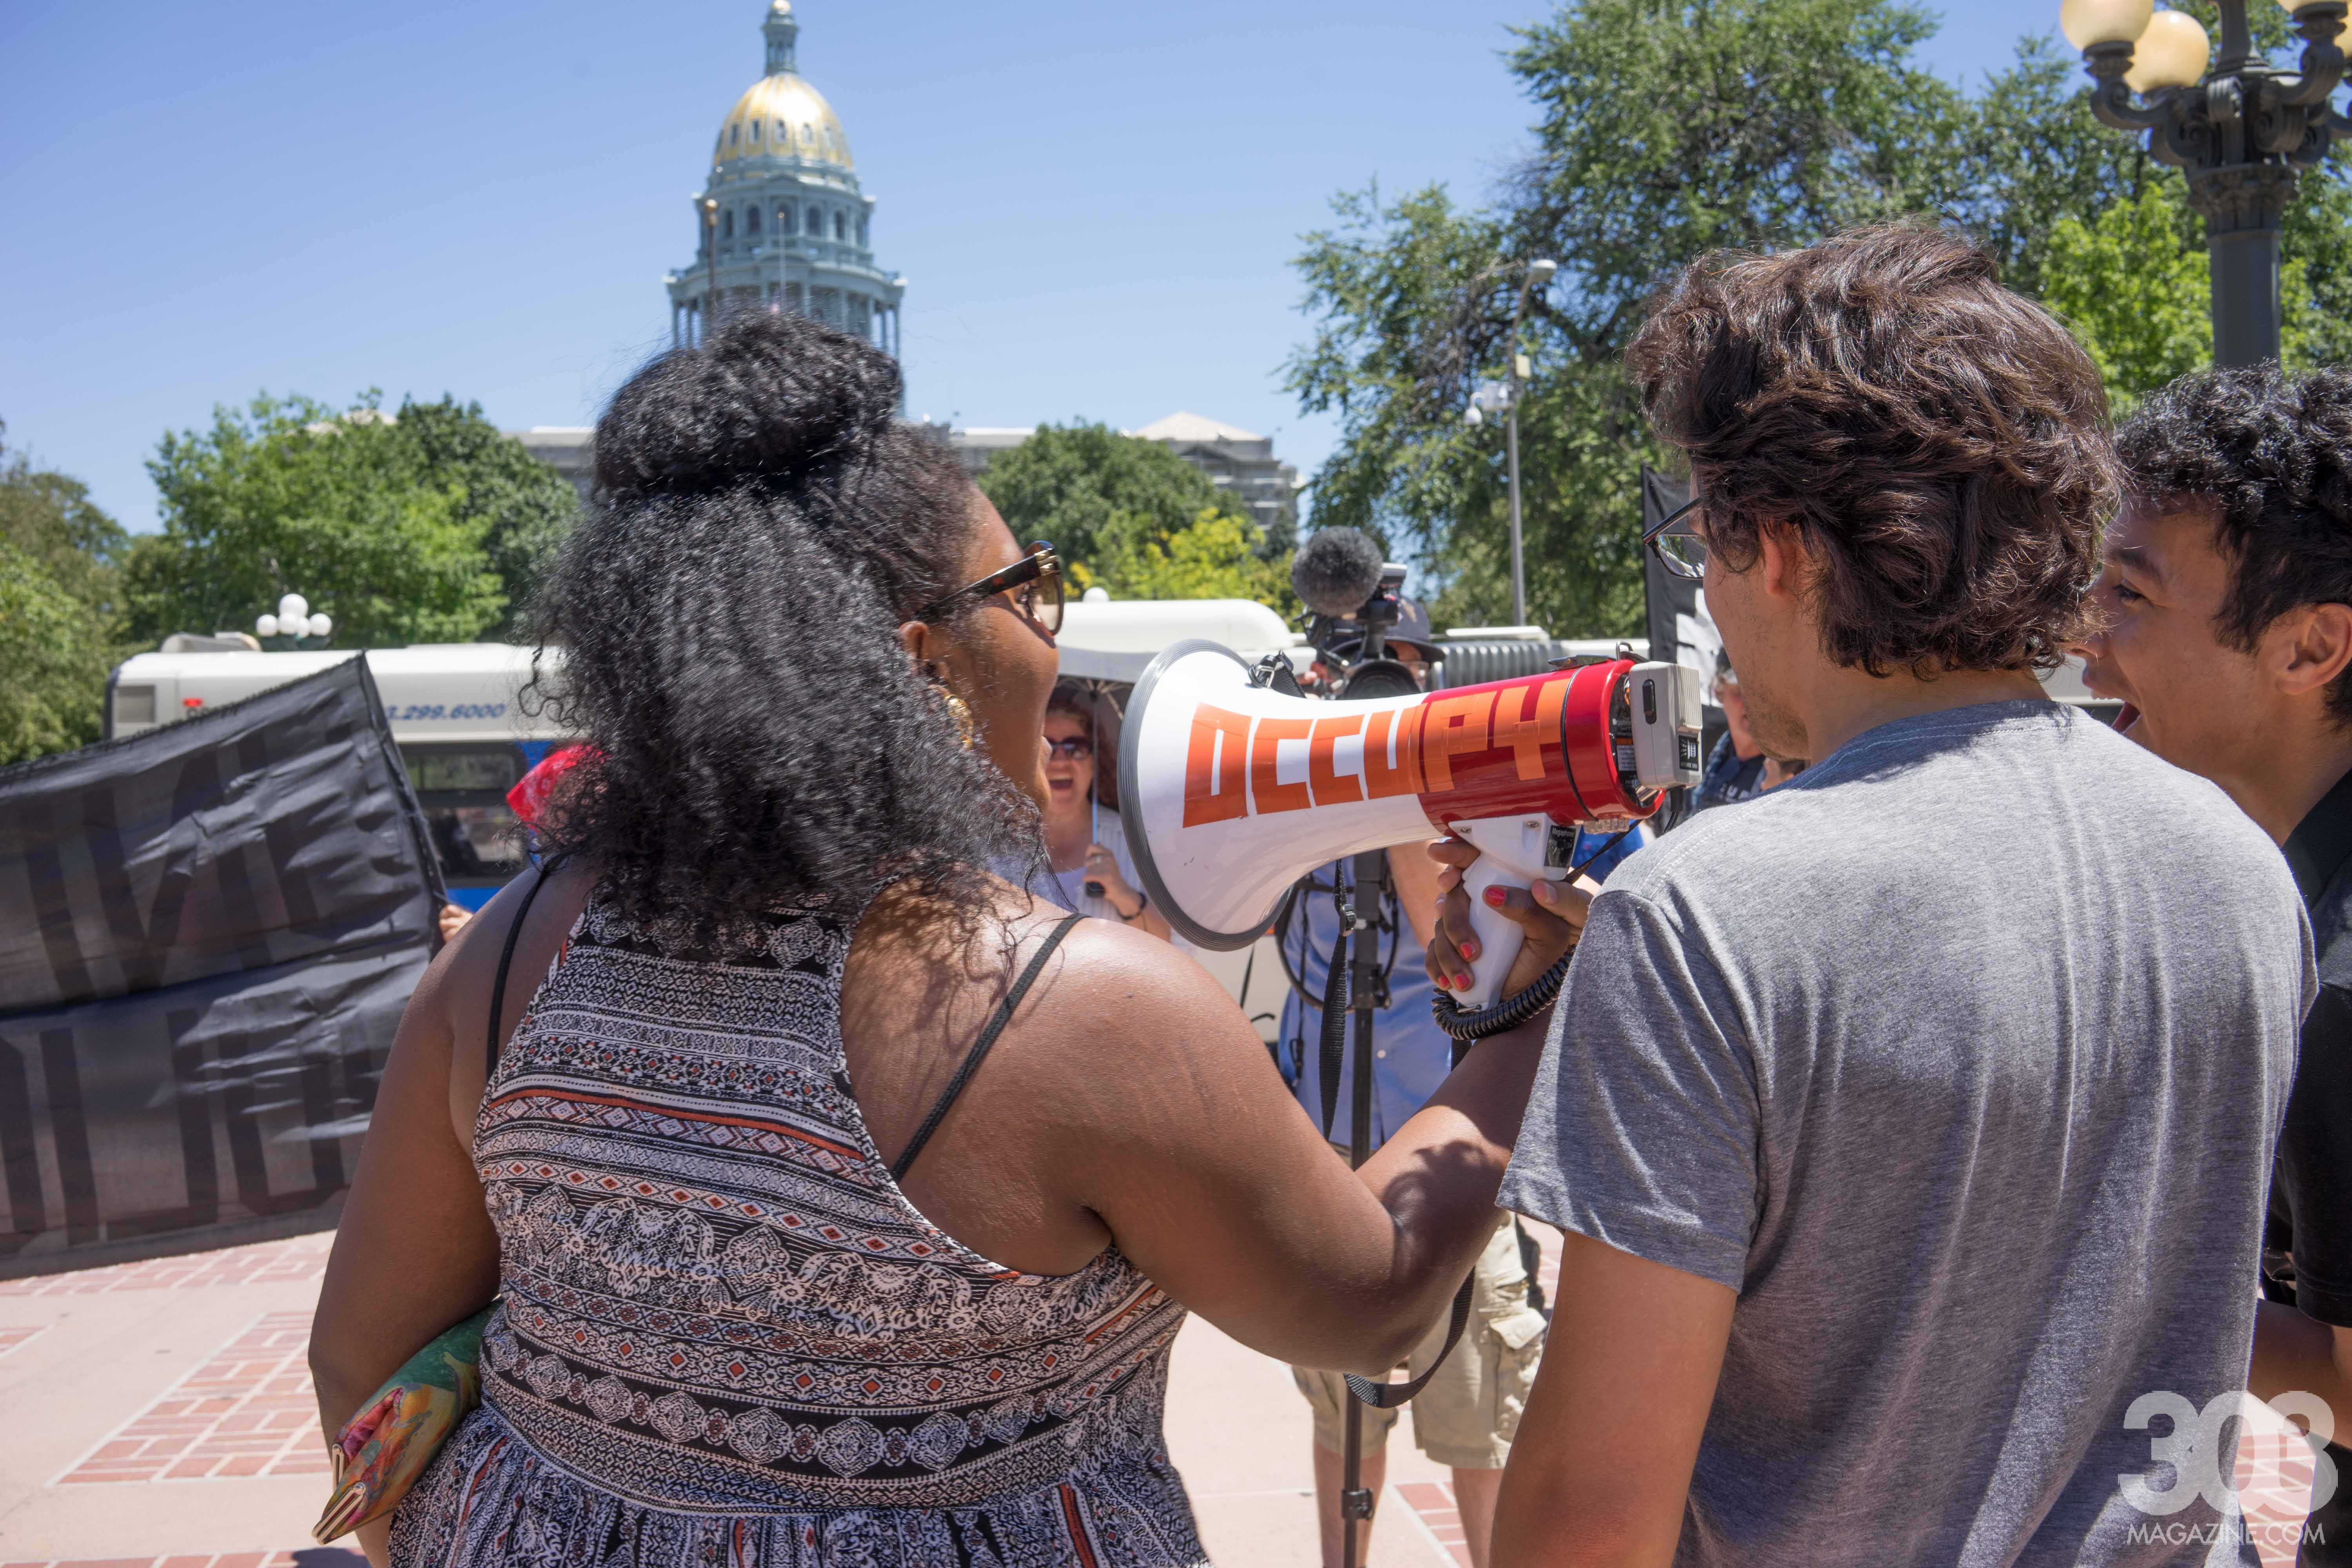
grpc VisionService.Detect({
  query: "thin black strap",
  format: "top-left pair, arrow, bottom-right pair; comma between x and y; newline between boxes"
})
891,914 -> 1084,1182
485,864 -> 557,1078
1347,1275 -> 1476,1409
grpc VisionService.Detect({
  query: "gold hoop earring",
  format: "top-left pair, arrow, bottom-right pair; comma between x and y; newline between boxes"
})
942,690 -> 976,749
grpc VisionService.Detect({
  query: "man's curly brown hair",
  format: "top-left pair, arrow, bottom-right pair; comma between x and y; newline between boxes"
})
1628,222 -> 2119,677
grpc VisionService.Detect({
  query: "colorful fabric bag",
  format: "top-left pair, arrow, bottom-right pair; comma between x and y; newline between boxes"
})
312,1307 -> 492,1544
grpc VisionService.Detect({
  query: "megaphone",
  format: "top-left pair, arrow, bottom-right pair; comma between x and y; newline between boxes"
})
1119,641 -> 1703,1010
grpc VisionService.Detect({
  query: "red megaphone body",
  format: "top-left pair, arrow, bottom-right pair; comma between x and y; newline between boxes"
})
1119,641 -> 1702,1009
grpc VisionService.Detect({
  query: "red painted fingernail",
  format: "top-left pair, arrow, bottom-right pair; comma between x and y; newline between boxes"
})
1460,940 -> 1479,960
1484,887 -> 1506,907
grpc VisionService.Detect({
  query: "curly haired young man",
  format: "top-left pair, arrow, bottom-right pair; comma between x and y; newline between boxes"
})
1434,225 -> 2311,1567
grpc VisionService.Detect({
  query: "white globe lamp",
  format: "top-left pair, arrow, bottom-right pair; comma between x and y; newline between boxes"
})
2060,0 -> 2154,47
2125,9 -> 2209,91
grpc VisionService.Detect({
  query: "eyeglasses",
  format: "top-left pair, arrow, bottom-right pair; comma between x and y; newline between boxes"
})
916,541 -> 1063,637
1044,736 -> 1094,760
1644,496 -> 1707,581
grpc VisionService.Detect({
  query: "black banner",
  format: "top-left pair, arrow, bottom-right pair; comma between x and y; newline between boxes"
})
0,657 -> 444,1276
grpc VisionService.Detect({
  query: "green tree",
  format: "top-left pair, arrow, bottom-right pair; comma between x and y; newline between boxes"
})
127,393 -> 508,648
1287,0 -> 2352,632
1290,0 -> 1970,637
1074,508 -> 1300,609
392,395 -> 579,636
0,424 -> 131,763
975,423 -> 1248,578
2042,179 -> 2213,413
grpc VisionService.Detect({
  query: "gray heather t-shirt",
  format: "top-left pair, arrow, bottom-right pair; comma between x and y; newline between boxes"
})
1499,701 -> 2311,1567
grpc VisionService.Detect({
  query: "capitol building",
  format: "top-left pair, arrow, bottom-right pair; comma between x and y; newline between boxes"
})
513,3 -> 1294,535
667,1 -> 902,352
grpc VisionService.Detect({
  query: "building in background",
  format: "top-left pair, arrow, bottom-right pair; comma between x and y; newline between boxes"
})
512,427 -> 593,503
947,413 -> 1301,536
668,2 -> 904,354
513,3 -> 907,495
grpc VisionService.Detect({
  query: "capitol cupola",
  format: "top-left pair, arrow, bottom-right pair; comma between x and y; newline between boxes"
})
666,2 -> 904,359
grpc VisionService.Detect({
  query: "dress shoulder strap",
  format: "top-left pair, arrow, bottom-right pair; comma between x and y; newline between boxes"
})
485,862 -> 559,1078
890,913 -> 1085,1183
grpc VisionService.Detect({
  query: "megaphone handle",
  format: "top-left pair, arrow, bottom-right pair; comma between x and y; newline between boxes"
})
1456,855 -> 1530,1012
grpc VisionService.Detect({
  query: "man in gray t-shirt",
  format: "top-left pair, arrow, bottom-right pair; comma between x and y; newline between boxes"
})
1499,702 -> 2306,1564
1429,226 -> 2314,1566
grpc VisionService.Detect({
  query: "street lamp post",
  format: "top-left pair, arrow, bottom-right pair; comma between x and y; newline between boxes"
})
1464,260 -> 1560,627
2064,0 -> 2350,367
1504,258 -> 1557,626
696,195 -> 720,345
256,592 -> 332,647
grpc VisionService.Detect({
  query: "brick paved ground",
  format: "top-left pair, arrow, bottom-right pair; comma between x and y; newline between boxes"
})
0,1237 -> 332,1299
55,1314 -> 330,1487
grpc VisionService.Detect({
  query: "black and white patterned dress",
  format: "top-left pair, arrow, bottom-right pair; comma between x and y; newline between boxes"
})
390,893 -> 1206,1568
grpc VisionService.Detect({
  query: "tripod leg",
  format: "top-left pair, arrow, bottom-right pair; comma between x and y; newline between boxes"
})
1339,846 -> 1389,1568
1341,1398 -> 1374,1568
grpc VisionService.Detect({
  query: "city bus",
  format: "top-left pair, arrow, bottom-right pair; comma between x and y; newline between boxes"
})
107,643 -> 568,910
102,599 -> 1312,910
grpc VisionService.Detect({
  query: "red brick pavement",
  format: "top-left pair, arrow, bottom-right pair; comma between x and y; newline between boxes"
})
53,1312 -> 329,1486
0,1237 -> 330,1298
1394,1479 -> 1473,1566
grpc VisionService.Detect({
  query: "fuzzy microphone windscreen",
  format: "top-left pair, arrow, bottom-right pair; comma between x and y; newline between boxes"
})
1289,528 -> 1386,617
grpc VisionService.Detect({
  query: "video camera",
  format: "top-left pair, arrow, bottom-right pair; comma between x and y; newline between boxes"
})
1292,528 -> 1423,703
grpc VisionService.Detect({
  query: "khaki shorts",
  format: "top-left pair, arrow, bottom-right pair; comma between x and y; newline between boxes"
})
1292,1220 -> 1548,1471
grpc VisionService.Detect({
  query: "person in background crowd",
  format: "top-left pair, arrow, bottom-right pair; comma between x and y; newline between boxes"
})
1040,681 -> 1170,937
2077,363 -> 2352,1567
1272,597 -> 1644,1568
1691,651 -> 1766,811
434,745 -> 597,946
312,309 -> 1561,1568
1437,223 -> 2308,1566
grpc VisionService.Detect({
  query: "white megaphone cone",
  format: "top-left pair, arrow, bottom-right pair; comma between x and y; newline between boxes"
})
1120,641 -> 1703,1010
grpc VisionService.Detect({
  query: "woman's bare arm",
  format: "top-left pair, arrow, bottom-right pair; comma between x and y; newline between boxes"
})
859,864 -> 1587,1375
309,868 -> 584,1563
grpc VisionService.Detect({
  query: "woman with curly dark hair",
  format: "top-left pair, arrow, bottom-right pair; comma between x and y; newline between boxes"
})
309,310 -> 1561,1568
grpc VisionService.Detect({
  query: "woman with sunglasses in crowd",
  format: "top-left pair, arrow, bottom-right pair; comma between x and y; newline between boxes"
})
1039,682 -> 1170,938
309,311 -> 1564,1568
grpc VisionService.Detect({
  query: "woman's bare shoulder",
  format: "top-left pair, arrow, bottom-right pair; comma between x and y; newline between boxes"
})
430,862 -> 597,1108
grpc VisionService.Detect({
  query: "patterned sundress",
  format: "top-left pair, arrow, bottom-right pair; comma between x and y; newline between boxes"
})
390,890 -> 1207,1567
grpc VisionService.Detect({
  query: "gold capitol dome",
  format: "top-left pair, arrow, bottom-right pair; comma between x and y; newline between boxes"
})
668,1 -> 904,356
711,3 -> 852,171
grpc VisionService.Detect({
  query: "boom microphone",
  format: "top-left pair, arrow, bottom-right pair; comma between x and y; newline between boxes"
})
1290,528 -> 1387,618
1120,641 -> 1704,1010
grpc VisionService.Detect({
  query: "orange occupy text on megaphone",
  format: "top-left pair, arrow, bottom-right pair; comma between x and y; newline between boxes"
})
1121,641 -> 1701,1010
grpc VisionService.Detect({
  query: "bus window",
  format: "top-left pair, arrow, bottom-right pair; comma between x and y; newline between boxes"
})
401,743 -> 530,903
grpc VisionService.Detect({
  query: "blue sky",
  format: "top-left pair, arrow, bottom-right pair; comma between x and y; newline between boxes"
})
2,0 -> 2072,532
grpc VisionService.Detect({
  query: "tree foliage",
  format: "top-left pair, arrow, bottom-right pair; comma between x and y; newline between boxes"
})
2042,180 -> 2214,414
1073,507 -> 1299,610
390,396 -> 581,637
975,423 -> 1294,608
125,392 -> 576,648
0,422 -> 133,764
1287,0 -> 2352,637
